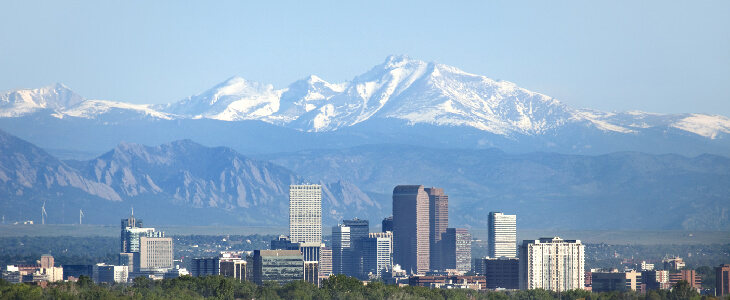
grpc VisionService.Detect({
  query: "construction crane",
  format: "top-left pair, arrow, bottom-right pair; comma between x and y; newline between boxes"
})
79,210 -> 84,225
41,201 -> 48,225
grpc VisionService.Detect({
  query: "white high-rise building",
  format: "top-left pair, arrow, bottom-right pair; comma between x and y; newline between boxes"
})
519,237 -> 585,292
488,212 -> 516,258
332,224 -> 351,276
289,184 -> 322,244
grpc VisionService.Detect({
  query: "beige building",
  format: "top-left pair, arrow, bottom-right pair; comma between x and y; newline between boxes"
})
289,184 -> 322,245
134,236 -> 174,272
519,237 -> 585,292
426,187 -> 448,271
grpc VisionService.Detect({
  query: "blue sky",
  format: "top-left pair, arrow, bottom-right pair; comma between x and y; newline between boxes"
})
1,1 -> 728,116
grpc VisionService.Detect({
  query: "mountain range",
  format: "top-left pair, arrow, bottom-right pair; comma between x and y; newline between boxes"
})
0,129 -> 727,230
0,55 -> 728,230
0,55 -> 728,158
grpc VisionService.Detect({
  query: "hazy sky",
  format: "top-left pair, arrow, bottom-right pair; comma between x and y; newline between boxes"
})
1,1 -> 729,116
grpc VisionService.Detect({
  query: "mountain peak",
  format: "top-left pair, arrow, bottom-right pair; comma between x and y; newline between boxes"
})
0,82 -> 86,116
383,54 -> 416,66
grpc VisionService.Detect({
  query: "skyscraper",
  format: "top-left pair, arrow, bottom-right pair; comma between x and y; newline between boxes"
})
343,218 -> 369,278
488,212 -> 516,258
363,236 -> 392,278
425,187 -> 448,271
121,210 -> 143,252
519,237 -> 585,291
120,212 -> 165,273
442,228 -> 472,272
331,224 -> 351,276
392,185 -> 430,275
289,184 -> 322,244
382,216 -> 393,232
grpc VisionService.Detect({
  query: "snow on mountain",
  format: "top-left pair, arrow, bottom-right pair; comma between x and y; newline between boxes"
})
2,56 -> 729,140
577,109 -> 730,138
274,75 -> 347,124
287,55 -> 432,131
161,76 -> 282,121
58,100 -> 174,120
672,114 -> 730,139
0,83 -> 85,117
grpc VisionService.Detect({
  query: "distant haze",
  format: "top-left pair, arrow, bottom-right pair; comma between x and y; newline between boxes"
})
0,1 -> 728,116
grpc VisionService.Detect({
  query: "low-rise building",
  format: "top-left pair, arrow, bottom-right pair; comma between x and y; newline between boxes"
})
409,275 -> 486,291
252,250 -> 303,286
591,270 -> 642,293
92,264 -> 129,284
482,257 -> 519,290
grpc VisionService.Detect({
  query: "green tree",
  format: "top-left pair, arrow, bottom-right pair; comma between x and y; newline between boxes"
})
670,280 -> 700,300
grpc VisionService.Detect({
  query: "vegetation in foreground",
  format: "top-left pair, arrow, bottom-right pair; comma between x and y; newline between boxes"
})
0,275 -> 724,300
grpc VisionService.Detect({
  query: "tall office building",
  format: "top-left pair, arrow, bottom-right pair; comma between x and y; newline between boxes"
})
519,237 -> 585,291
488,212 -> 516,258
343,218 -> 369,278
289,184 -> 322,244
382,216 -> 393,232
425,187 -> 448,271
331,224 -> 351,276
363,236 -> 392,278
717,264 -> 730,297
392,185 -> 430,275
121,211 -> 143,252
120,212 -> 166,275
442,228 -> 472,272
369,231 -> 394,260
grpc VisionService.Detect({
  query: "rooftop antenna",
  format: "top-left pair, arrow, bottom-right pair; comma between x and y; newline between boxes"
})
41,201 -> 48,225
79,210 -> 84,225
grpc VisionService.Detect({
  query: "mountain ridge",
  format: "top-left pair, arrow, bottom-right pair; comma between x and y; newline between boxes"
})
2,55 -> 728,141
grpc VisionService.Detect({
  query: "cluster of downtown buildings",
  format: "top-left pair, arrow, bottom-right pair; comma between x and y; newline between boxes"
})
2,184 -> 730,297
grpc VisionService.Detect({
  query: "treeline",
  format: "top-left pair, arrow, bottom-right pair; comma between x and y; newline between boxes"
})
0,275 -> 722,300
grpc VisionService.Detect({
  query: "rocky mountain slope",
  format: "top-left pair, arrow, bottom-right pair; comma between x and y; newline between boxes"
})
0,130 -> 378,225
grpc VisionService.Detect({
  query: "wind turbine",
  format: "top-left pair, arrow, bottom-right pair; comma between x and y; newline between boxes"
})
79,210 -> 84,225
41,201 -> 48,225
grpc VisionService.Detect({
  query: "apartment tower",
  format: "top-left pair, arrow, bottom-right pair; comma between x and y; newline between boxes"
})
520,237 -> 585,291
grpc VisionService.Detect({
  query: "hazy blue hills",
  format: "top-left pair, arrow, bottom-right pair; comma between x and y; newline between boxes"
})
0,130 -> 727,230
259,144 -> 730,230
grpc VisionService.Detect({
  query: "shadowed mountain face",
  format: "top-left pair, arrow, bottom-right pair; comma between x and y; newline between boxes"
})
259,145 -> 730,230
0,130 -> 379,226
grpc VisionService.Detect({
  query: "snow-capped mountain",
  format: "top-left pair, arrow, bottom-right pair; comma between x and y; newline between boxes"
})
0,83 -> 85,117
1,55 -> 729,142
161,76 -> 282,121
